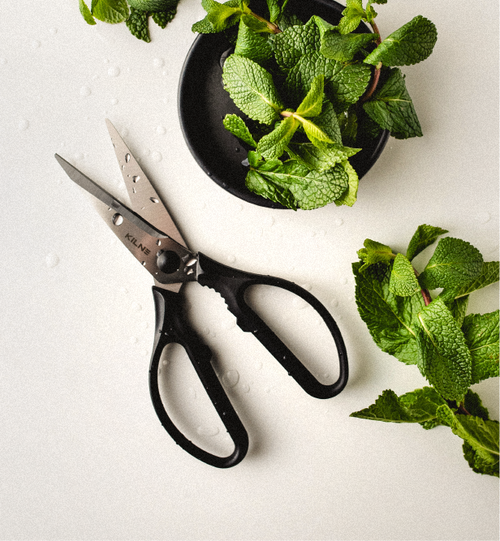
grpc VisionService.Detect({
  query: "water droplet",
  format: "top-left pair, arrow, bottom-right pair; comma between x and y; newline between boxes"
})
18,119 -> 29,131
108,66 -> 120,77
150,197 -> 159,204
129,336 -> 138,344
110,98 -> 118,106
131,302 -> 142,312
187,387 -> 197,400
292,297 -> 307,309
132,175 -> 140,183
112,213 -> 123,226
49,28 -> 58,35
80,86 -> 91,97
340,277 -> 348,285
156,126 -> 166,135
255,361 -> 263,370
241,383 -> 250,393
197,425 -> 220,437
223,369 -> 240,388
330,298 -> 339,308
226,255 -> 236,264
153,58 -> 165,68
334,218 -> 344,227
45,253 -> 60,268
31,40 -> 41,49
151,151 -> 162,162
0,58 -> 7,66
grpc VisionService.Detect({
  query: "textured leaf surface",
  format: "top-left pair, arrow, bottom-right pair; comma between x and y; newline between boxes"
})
234,19 -> 273,64
222,55 -> 283,124
357,239 -> 394,271
363,68 -> 422,139
320,28 -> 378,62
420,237 -> 484,291
273,18 -> 320,70
462,311 -> 499,385
287,142 -> 358,172
416,298 -> 472,401
406,224 -> 448,262
223,114 -> 257,147
353,261 -> 425,365
364,16 -> 438,67
389,253 -> 420,296
256,116 -> 298,159
91,0 -> 129,23
440,261 -> 499,302
296,75 -> 324,118
80,0 -> 96,24
126,8 -> 151,42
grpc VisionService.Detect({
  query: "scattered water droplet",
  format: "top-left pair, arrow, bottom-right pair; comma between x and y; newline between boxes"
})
255,361 -> 263,371
132,175 -> 140,183
45,253 -> 60,268
156,126 -> 166,135
0,58 -> 7,66
131,302 -> 142,312
197,425 -> 220,437
187,387 -> 197,400
151,151 -> 162,162
18,119 -> 29,131
330,298 -> 339,308
49,28 -> 58,35
129,336 -> 138,344
223,370 -> 240,388
110,98 -> 118,106
226,255 -> 236,264
292,297 -> 308,309
31,40 -> 41,49
340,277 -> 348,285
334,218 -> 344,227
112,213 -> 123,226
241,383 -> 250,393
80,86 -> 91,97
73,152 -> 84,160
108,66 -> 120,77
153,58 -> 165,68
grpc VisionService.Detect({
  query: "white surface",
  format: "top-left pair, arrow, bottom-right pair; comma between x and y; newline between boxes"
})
1,1 -> 499,539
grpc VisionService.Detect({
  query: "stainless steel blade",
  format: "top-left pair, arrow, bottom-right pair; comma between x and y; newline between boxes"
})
55,154 -> 198,291
105,119 -> 187,248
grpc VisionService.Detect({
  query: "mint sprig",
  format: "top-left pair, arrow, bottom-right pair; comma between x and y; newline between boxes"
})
352,225 -> 499,476
79,0 -> 180,41
193,0 -> 437,209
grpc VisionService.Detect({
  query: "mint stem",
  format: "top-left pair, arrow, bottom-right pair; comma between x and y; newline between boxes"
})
251,11 -> 282,33
361,20 -> 383,103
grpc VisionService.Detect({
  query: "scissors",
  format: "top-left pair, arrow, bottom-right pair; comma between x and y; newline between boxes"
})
55,120 -> 349,468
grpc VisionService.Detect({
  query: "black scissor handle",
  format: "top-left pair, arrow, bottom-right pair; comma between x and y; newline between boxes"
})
197,253 -> 348,399
149,286 -> 249,468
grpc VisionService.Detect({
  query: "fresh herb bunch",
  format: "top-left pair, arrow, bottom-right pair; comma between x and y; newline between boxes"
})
79,0 -> 180,42
352,224 -> 499,476
192,0 -> 437,210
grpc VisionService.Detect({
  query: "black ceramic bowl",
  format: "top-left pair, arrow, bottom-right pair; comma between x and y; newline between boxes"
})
178,0 -> 389,209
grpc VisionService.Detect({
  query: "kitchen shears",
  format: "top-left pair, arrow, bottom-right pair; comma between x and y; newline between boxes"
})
55,120 -> 348,468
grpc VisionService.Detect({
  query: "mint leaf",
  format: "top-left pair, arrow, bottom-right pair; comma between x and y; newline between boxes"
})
351,387 -> 447,425
310,100 -> 343,144
364,16 -> 438,67
334,160 -> 359,207
273,17 -> 320,70
222,55 -> 284,124
436,405 -> 499,477
389,253 -> 420,297
353,260 -> 425,365
416,297 -> 472,402
80,0 -> 97,24
126,8 -> 151,42
223,114 -> 257,147
363,68 -> 422,139
249,159 -> 349,210
203,0 -> 249,32
296,74 -> 325,118
234,19 -> 273,64
462,311 -> 499,385
320,27 -> 378,63
91,0 -> 129,23
419,237 -> 484,291
151,7 -> 178,29
440,261 -> 499,302
406,224 -> 448,262
287,141 -> 359,172
246,169 -> 296,208
357,239 -> 395,270
256,116 -> 299,159
338,0 -> 365,35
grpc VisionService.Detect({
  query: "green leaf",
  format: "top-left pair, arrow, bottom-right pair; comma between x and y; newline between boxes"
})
222,55 -> 284,124
286,51 -> 371,112
353,260 -> 426,365
300,118 -> 335,147
296,75 -> 325,118
126,8 -> 151,42
419,237 -> 484,291
91,0 -> 129,23
406,224 -> 448,262
246,169 -> 297,209
334,160 -> 359,207
436,404 -> 499,477
351,387 -> 447,426
202,0 -> 249,32
79,0 -> 97,25
256,116 -> 299,159
320,27 -> 378,63
287,141 -> 359,172
416,297 -> 472,402
357,239 -> 395,271
364,16 -> 438,67
151,6 -> 178,29
234,19 -> 273,64
273,17 -> 320,70
249,159 -> 349,210
223,114 -> 257,147
462,311 -> 499,385
389,253 -> 420,297
310,100 -> 343,144
440,261 -> 499,302
338,0 -> 365,35
363,68 -> 422,139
